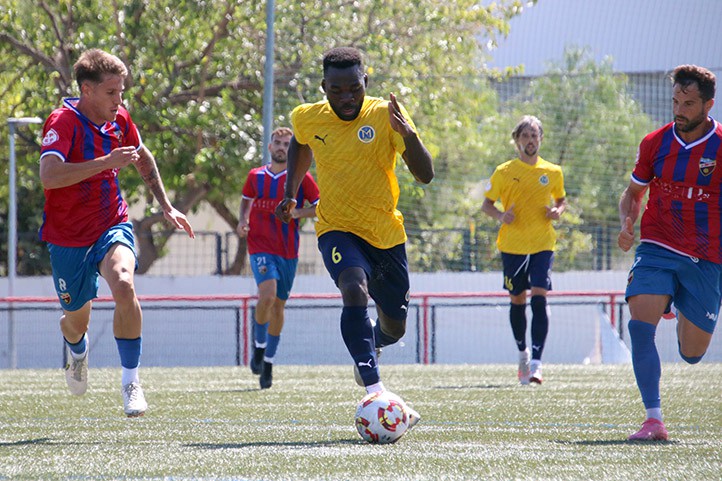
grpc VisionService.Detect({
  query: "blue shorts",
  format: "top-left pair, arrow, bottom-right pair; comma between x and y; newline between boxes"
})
501,251 -> 554,295
47,222 -> 136,312
626,242 -> 720,334
249,253 -> 298,301
317,231 -> 410,320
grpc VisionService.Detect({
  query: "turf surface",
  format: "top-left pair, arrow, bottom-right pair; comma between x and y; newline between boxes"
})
1,363 -> 720,480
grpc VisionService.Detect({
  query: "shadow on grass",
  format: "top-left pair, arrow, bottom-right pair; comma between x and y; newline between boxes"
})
0,438 -> 54,447
433,384 -> 508,390
213,388 -> 264,394
187,439 -> 360,449
554,439 -> 679,446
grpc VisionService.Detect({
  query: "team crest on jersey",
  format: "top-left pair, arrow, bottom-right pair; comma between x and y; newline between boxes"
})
539,174 -> 549,186
258,265 -> 268,275
699,157 -> 716,176
358,126 -> 375,143
42,128 -> 59,146
60,292 -> 72,305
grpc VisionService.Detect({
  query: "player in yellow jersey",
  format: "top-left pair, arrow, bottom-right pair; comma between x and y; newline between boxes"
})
276,47 -> 433,425
481,115 -> 566,385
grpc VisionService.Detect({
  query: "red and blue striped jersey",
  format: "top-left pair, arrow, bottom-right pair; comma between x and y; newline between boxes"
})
242,165 -> 319,259
632,119 -> 722,262
39,98 -> 142,247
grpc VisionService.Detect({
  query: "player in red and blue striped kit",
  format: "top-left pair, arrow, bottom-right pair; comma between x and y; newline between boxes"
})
39,49 -> 194,417
237,127 -> 319,389
618,64 -> 721,441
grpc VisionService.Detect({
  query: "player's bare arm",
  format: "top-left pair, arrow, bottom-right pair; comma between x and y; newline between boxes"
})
135,145 -> 195,238
291,204 -> 318,220
134,146 -> 170,208
237,198 -> 253,238
481,197 -> 515,224
389,93 -> 434,184
276,136 -> 313,223
617,181 -> 646,251
39,147 -> 139,189
545,198 -> 567,219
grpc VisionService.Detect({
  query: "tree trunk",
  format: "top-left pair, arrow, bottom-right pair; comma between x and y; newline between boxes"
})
132,183 -> 210,274
207,198 -> 248,275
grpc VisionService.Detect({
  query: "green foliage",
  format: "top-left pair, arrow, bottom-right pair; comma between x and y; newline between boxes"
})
458,47 -> 657,272
0,0 -> 524,275
526,47 -> 655,223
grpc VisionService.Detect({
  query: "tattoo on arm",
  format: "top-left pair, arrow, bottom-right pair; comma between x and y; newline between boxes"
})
136,147 -> 171,209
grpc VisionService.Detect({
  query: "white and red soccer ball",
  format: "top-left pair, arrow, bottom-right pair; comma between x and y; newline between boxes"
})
354,390 -> 410,444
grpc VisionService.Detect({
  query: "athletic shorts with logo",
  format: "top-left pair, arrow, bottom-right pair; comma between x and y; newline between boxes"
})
48,222 -> 136,312
501,250 -> 554,296
249,253 -> 298,301
626,242 -> 720,334
318,231 -> 410,321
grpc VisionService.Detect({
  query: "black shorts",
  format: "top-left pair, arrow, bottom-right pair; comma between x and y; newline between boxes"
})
318,231 -> 410,320
501,251 -> 554,296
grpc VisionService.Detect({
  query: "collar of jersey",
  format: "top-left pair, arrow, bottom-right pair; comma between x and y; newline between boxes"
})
62,97 -> 115,133
673,117 -> 718,150
263,164 -> 287,179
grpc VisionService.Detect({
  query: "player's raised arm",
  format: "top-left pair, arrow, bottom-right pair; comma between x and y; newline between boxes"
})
389,93 -> 434,184
276,135 -> 313,223
39,148 -> 139,190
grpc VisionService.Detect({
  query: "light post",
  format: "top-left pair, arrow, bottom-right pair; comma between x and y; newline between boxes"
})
261,0 -> 275,164
7,116 -> 42,369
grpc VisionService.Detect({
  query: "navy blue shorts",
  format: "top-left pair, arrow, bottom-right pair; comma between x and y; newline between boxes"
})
501,251 -> 554,296
317,231 -> 410,320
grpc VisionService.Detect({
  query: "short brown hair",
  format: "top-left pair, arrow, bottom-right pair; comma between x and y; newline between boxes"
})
671,65 -> 716,102
271,127 -> 293,140
511,115 -> 544,141
74,49 -> 128,90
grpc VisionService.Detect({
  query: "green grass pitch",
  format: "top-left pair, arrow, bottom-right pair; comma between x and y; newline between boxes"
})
1,363 -> 720,480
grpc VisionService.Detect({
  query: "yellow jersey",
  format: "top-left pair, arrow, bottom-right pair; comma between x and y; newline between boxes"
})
291,96 -> 415,249
484,157 -> 566,254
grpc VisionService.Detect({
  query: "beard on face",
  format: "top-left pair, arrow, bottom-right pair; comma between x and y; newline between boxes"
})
524,144 -> 538,157
332,104 -> 360,121
675,113 -> 706,133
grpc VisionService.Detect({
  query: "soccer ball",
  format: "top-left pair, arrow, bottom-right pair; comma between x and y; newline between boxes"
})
354,390 -> 410,444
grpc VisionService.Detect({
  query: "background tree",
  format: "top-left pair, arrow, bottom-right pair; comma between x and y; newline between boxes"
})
0,0 -> 526,275
463,47 -> 655,272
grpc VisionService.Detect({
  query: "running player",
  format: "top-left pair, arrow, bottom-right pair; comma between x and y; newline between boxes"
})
275,46 -> 434,425
39,49 -> 194,416
481,115 -> 566,385
618,64 -> 721,441
237,127 -> 319,389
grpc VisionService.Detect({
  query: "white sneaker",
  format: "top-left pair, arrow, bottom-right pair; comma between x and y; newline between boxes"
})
405,403 -> 421,430
64,346 -> 88,396
530,361 -> 543,384
121,382 -> 148,417
518,348 -> 531,385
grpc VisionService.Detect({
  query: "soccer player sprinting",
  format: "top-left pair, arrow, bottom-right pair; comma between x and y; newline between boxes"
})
481,116 -> 567,385
275,47 -> 434,426
237,127 -> 319,389
618,65 -> 721,441
39,49 -> 195,416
